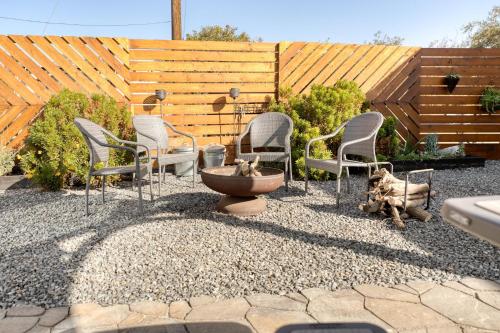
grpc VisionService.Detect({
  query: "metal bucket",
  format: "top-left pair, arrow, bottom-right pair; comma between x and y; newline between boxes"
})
203,144 -> 226,168
174,146 -> 194,176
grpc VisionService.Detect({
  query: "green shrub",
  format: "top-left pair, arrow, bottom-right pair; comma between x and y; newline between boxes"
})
0,144 -> 15,176
377,116 -> 400,158
268,81 -> 366,180
20,89 -> 133,190
480,87 -> 500,114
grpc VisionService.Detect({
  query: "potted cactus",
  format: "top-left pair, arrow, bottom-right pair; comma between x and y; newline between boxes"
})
444,73 -> 460,93
424,133 -> 439,156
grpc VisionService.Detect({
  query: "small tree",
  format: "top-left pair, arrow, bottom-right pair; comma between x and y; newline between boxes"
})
464,6 -> 500,48
186,25 -> 255,41
429,6 -> 499,48
369,31 -> 404,45
428,37 -> 467,48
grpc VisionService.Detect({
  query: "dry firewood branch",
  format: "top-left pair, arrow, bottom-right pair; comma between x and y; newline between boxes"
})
360,168 -> 435,228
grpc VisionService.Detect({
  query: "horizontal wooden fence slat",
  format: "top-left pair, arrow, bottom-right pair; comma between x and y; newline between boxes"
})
130,61 -> 275,72
420,124 -> 500,132
420,76 -> 500,86
420,114 -> 500,123
131,103 -> 267,115
422,133 -> 500,142
421,57 -> 500,66
418,105 -> 489,114
419,95 -> 482,104
419,86 -> 492,95
129,49 -> 276,62
420,66 -> 500,76
130,71 -> 276,83
130,93 -> 273,105
130,82 -> 275,94
421,48 -> 500,56
129,39 -> 277,52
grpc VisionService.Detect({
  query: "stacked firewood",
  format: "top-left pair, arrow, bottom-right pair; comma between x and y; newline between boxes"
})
359,168 -> 434,229
232,156 -> 262,176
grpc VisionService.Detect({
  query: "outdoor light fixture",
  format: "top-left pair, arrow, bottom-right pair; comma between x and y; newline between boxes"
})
155,89 -> 167,119
230,88 -> 243,142
229,87 -> 240,100
155,89 -> 167,101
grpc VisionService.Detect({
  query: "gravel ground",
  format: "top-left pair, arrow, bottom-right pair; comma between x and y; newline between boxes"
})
0,162 -> 499,308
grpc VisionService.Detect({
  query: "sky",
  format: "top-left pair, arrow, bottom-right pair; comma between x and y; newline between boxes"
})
0,0 -> 496,46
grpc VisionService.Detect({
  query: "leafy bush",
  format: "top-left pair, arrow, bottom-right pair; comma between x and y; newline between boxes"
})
20,89 -> 133,190
376,116 -> 400,159
0,144 -> 15,176
480,87 -> 500,114
268,81 -> 366,180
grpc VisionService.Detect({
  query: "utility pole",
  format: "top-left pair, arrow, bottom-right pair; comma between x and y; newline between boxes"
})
171,0 -> 182,40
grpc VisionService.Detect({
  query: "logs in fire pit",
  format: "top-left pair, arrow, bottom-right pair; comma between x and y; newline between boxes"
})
359,168 -> 435,229
232,156 -> 262,177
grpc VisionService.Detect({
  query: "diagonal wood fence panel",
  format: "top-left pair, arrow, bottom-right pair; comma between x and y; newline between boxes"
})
0,35 -> 129,147
0,35 -> 499,159
278,42 -> 422,141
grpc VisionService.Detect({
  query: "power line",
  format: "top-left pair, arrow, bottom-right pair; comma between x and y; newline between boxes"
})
42,0 -> 60,34
0,15 -> 170,27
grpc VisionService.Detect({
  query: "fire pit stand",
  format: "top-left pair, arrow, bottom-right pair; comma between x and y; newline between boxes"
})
201,166 -> 284,216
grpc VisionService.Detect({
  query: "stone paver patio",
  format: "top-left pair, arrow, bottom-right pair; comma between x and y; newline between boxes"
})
1,277 -> 499,333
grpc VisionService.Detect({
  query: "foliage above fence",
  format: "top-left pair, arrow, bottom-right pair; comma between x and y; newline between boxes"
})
0,35 -> 499,159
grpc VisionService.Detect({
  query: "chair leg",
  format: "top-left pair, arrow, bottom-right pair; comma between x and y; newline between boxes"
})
192,160 -> 196,188
284,159 -> 289,191
102,175 -> 106,204
85,173 -> 91,216
158,163 -> 162,197
304,163 -> 308,194
336,168 -> 343,209
163,165 -> 166,182
131,175 -> 135,191
345,167 -> 351,194
137,174 -> 144,214
367,166 -> 372,203
289,154 -> 293,182
149,168 -> 153,201
336,176 -> 341,208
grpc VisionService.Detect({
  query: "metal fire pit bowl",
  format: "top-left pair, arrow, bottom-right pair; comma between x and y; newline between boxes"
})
201,166 -> 284,216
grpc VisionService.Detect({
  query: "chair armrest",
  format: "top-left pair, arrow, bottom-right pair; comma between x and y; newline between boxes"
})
163,121 -> 197,150
94,129 -> 150,166
236,122 -> 252,157
83,131 -> 138,157
305,123 -> 346,159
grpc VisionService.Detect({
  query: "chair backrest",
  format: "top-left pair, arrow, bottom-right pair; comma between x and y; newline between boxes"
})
341,112 -> 384,160
248,112 -> 293,150
132,115 -> 168,153
74,118 -> 109,164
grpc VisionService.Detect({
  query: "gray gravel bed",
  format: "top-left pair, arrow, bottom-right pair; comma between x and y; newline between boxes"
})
0,161 -> 499,308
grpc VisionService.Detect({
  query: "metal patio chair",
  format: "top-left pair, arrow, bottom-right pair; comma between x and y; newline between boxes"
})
133,115 -> 198,196
305,112 -> 384,207
236,112 -> 294,190
74,118 -> 153,215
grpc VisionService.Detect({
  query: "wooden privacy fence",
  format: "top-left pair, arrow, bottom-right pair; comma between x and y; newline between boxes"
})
0,35 -> 499,158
